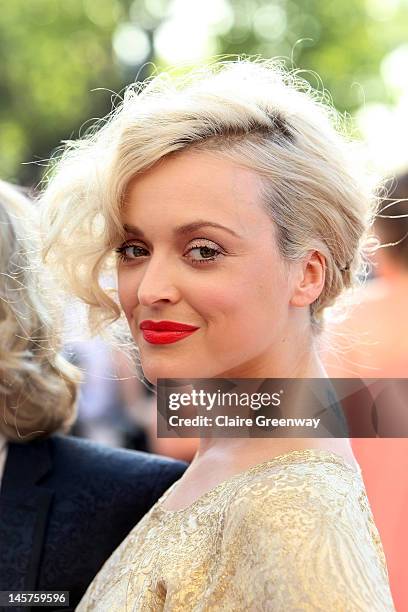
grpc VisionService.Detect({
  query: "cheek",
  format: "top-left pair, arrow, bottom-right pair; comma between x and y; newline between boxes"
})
191,279 -> 262,336
213,265 -> 289,337
194,260 -> 287,325
187,277 -> 239,323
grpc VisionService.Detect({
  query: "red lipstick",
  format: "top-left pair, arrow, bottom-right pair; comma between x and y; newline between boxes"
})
139,320 -> 199,345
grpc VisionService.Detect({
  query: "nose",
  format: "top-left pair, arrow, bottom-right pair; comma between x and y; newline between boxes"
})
137,256 -> 181,307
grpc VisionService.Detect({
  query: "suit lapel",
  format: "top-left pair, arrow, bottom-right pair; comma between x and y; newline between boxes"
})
0,439 -> 53,590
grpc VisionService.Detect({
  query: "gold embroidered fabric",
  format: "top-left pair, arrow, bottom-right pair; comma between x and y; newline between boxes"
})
76,449 -> 395,611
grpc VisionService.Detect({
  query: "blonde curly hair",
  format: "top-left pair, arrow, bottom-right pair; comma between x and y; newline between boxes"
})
40,58 -> 376,334
0,180 -> 79,442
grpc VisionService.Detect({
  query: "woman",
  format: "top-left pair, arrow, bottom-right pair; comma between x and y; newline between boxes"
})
0,179 -> 78,441
40,60 -> 395,610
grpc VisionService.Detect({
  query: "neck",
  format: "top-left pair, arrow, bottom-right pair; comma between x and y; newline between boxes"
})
218,318 -> 325,379
196,336 -> 327,459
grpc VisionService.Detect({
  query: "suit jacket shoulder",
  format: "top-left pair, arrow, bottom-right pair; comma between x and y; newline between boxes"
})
0,435 -> 187,611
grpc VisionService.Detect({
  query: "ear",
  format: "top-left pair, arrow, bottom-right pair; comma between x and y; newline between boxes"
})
289,251 -> 326,308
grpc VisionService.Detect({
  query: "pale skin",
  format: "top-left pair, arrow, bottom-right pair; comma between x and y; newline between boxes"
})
117,149 -> 358,511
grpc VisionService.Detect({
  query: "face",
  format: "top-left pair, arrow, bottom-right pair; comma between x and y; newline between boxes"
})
116,150 -> 297,384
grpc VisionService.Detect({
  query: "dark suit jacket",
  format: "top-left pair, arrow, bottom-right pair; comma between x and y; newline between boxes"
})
0,435 -> 187,611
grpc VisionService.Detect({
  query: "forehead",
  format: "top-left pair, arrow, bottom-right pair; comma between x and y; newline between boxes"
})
122,150 -> 270,235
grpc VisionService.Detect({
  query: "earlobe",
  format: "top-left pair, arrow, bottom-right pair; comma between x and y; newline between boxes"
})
289,252 -> 326,308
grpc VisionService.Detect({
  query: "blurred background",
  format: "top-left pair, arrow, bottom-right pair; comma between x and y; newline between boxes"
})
1,1 -> 408,608
1,0 -> 408,186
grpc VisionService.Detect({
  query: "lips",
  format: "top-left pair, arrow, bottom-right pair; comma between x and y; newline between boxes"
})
139,320 -> 199,345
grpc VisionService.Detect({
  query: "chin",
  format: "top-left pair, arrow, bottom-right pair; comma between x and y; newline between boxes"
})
141,360 -> 215,385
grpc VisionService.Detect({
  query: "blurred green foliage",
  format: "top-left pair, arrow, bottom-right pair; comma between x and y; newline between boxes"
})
218,0 -> 407,112
0,0 -> 132,184
1,0 -> 407,186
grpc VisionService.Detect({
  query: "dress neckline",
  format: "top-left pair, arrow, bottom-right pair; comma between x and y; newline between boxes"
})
157,448 -> 362,515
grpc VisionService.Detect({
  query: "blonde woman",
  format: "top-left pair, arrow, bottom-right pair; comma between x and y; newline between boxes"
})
0,179 -> 77,442
0,181 -> 186,607
41,60 -> 394,611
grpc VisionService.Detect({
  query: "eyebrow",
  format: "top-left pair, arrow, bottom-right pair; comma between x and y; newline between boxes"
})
123,220 -> 241,239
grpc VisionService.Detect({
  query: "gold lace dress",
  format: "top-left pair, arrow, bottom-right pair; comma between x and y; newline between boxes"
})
77,449 -> 395,611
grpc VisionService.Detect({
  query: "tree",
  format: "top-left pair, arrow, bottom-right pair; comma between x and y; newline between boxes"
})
1,0 -> 407,185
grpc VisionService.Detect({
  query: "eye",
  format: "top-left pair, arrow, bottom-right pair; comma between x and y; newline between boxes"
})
115,243 -> 149,262
185,240 -> 224,265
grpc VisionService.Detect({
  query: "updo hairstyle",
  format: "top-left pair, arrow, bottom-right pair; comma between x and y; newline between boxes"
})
40,59 -> 376,334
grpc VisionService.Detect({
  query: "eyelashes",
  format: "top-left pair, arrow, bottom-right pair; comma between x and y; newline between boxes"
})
115,244 -> 148,262
114,240 -> 225,266
185,244 -> 223,264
